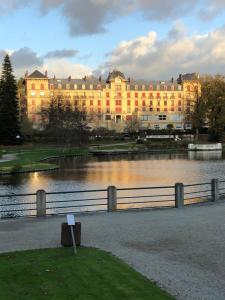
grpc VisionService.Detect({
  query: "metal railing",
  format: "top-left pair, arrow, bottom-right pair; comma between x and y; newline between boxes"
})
0,179 -> 225,219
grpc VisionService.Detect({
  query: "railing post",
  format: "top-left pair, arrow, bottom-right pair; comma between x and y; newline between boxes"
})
36,190 -> 46,217
107,186 -> 117,212
211,179 -> 219,202
175,183 -> 184,208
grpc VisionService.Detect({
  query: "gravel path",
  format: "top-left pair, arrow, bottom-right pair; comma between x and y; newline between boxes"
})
1,202 -> 225,300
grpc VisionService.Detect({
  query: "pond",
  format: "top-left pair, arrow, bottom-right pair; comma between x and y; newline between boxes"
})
0,151 -> 225,217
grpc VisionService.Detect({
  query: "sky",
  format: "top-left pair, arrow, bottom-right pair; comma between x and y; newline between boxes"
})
1,0 -> 225,80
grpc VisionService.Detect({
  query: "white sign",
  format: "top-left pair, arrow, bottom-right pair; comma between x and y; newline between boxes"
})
67,214 -> 75,226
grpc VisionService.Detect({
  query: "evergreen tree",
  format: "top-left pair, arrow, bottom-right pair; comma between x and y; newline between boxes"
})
0,54 -> 20,145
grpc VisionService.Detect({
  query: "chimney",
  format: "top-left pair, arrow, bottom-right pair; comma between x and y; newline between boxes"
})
68,75 -> 71,81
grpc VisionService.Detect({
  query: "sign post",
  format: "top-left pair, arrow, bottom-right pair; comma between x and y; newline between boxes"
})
67,214 -> 77,254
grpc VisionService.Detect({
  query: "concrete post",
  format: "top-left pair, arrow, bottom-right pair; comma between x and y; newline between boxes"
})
175,183 -> 184,208
36,190 -> 46,217
107,186 -> 117,212
211,179 -> 219,202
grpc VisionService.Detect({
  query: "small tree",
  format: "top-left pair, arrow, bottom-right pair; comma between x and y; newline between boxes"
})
40,96 -> 89,146
125,112 -> 140,135
0,54 -> 20,145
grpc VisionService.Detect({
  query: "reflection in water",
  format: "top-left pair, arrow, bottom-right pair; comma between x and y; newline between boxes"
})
188,150 -> 223,160
1,152 -> 225,217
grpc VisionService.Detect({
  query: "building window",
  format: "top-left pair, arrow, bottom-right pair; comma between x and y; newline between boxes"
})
142,92 -> 145,97
156,93 -> 160,98
40,84 -> 44,90
98,100 -> 101,106
149,93 -> 153,99
31,91 -> 36,96
150,107 -> 153,111
178,107 -> 182,112
31,83 -> 35,90
127,92 -> 130,98
135,85 -> 138,91
74,84 -> 77,89
164,108 -> 168,112
115,85 -> 121,90
127,85 -> 130,91
157,108 -> 160,112
171,107 -> 174,112
142,107 -> 146,112
40,91 -> 45,97
90,100 -> 93,106
127,100 -> 131,106
90,84 -> 93,90
135,100 -> 138,106
149,85 -> 153,91
142,101 -> 146,106
105,115 -> 111,120
178,100 -> 182,106
158,115 -> 167,120
115,100 -> 121,106
58,84 -> 62,89
106,100 -> 110,106
142,85 -> 145,90
116,107 -> 121,113
106,92 -> 110,98
154,124 -> 160,130
135,92 -> 138,98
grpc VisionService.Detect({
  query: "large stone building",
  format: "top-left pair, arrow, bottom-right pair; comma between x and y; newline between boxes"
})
24,70 -> 201,131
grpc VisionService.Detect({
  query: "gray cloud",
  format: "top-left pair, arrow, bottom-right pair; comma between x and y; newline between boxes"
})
45,49 -> 78,59
11,47 -> 43,68
1,0 -> 225,35
0,0 -> 29,15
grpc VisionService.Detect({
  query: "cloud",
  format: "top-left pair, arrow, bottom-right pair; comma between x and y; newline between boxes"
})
1,0 -> 225,35
45,49 -> 78,59
11,47 -> 43,68
99,24 -> 225,79
37,0 -> 225,36
0,0 -> 29,15
0,47 -> 92,78
42,58 -> 92,78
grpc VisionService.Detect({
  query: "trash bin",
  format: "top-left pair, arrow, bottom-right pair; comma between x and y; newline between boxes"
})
61,222 -> 81,247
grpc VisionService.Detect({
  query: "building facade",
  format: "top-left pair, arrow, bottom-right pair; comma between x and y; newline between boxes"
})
24,70 -> 201,131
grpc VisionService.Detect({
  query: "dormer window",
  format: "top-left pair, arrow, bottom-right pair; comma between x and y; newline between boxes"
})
74,84 -> 77,89
135,85 -> 138,91
82,84 -> 85,90
90,84 -> 93,90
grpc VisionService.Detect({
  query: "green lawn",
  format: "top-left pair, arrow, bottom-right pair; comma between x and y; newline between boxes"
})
0,145 -> 90,174
0,247 -> 175,300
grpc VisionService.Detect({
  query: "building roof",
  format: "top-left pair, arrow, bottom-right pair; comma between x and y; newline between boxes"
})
27,70 -> 48,79
181,73 -> 199,81
106,70 -> 126,82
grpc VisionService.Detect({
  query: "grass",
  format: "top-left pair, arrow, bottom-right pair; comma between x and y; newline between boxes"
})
0,247 -> 175,300
0,145 -> 90,174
